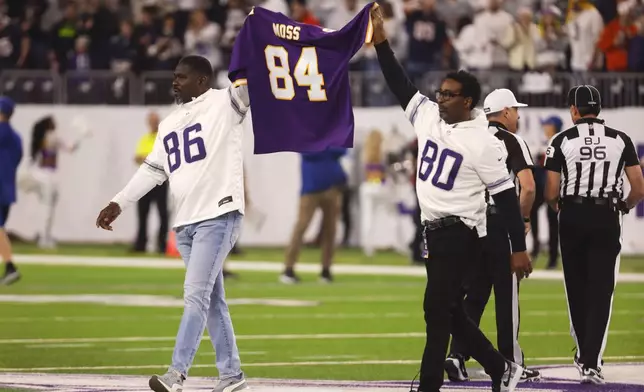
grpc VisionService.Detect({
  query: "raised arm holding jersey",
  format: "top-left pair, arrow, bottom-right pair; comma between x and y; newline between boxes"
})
370,5 -> 530,392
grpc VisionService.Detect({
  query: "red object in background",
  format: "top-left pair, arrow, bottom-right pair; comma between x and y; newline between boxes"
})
300,12 -> 320,26
166,230 -> 181,258
597,18 -> 638,71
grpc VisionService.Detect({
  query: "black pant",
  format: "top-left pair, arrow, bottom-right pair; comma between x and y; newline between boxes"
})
419,220 -> 506,392
134,183 -> 169,253
449,212 -> 523,364
410,202 -> 424,263
559,202 -> 621,370
531,178 -> 559,267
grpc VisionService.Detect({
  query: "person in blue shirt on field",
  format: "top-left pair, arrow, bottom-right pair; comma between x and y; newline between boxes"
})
281,147 -> 348,284
0,96 -> 23,285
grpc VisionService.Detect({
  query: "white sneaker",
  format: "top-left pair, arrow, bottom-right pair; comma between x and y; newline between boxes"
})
149,368 -> 184,392
581,367 -> 605,384
213,373 -> 248,392
495,361 -> 523,392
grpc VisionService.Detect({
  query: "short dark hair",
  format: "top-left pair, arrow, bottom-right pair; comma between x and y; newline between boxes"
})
577,105 -> 600,117
178,55 -> 213,78
444,70 -> 481,110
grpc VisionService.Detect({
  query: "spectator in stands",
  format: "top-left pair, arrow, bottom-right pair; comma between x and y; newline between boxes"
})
133,6 -> 159,71
565,0 -> 604,74
49,1 -> 83,72
290,0 -> 321,25
81,0 -> 120,70
184,9 -> 221,71
628,8 -> 644,71
500,6 -> 539,71
259,0 -> 289,16
473,0 -> 514,70
435,0 -> 474,34
220,0 -> 248,70
325,0 -> 365,69
452,15 -> 493,71
0,13 -> 20,71
147,14 -> 183,70
595,0 -> 638,72
535,5 -> 567,73
109,19 -> 137,73
67,35 -> 92,71
405,0 -> 450,81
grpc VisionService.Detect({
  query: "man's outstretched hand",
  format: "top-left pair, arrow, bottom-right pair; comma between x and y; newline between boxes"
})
370,2 -> 386,45
96,202 -> 121,231
511,251 -> 533,281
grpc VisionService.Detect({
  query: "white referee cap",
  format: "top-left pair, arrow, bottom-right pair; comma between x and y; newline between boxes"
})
483,89 -> 528,114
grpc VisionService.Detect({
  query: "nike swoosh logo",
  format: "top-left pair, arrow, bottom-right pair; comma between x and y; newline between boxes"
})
498,157 -> 503,161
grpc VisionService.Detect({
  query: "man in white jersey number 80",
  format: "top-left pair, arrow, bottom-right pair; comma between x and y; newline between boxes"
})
370,5 -> 532,392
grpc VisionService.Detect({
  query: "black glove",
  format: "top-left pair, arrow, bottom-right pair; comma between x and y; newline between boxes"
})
617,199 -> 630,214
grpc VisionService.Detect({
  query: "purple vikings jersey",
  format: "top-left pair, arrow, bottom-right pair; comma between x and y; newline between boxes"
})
228,4 -> 374,154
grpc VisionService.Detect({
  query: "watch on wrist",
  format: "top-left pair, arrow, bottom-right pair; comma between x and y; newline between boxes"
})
523,217 -> 530,223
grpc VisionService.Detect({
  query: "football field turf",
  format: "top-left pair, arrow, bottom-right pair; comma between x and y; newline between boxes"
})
0,245 -> 643,391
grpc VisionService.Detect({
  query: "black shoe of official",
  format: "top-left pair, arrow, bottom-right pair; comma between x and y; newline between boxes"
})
444,354 -> 469,382
520,367 -> 541,382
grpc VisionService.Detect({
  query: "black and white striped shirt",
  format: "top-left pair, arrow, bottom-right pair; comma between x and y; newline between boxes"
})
487,122 -> 534,205
544,118 -> 639,198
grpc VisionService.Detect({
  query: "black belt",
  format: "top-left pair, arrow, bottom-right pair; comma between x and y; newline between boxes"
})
422,216 -> 462,231
562,196 -> 609,206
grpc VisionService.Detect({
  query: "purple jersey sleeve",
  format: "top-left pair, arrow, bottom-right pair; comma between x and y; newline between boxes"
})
228,4 -> 374,154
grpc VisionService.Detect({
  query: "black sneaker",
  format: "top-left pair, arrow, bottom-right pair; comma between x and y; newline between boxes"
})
279,269 -> 300,284
320,269 -> 333,283
0,264 -> 20,285
520,367 -> 541,382
444,354 -> 469,382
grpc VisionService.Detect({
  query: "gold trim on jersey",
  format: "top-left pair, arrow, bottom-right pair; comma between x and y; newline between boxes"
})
232,78 -> 248,87
365,13 -> 373,44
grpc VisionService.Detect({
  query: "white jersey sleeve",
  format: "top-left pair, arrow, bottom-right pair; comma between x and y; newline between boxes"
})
476,138 -> 515,196
111,134 -> 168,210
228,84 -> 250,124
404,92 -> 440,135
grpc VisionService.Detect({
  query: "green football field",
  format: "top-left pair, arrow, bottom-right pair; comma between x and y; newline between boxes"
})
0,244 -> 643,384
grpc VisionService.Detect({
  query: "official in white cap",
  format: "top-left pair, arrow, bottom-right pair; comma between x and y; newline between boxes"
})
445,88 -> 541,383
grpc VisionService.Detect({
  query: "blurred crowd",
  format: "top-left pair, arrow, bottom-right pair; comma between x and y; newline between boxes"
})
1,0 -> 643,78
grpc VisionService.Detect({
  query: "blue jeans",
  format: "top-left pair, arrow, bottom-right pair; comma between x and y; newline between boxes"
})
171,211 -> 243,379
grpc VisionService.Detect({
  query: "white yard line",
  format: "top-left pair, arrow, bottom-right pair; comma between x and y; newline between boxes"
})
1,330 -> 642,345
2,309 -> 643,324
12,254 -> 644,282
1,356 -> 644,372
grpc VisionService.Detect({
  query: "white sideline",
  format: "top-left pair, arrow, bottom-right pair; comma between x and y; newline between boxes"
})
2,356 -> 644,372
11,254 -> 644,282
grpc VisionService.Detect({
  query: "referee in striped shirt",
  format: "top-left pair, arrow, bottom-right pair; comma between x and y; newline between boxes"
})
544,85 -> 644,385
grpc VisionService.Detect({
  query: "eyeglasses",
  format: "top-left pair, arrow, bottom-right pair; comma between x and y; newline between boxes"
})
435,89 -> 462,100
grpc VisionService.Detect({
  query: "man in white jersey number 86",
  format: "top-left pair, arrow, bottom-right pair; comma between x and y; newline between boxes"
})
96,56 -> 249,392
370,5 -> 532,392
